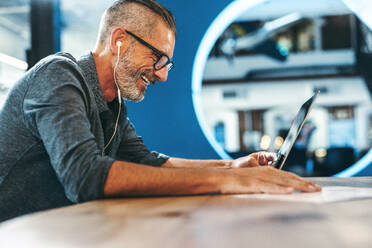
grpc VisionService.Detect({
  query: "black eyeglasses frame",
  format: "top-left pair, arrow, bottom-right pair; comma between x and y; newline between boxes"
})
125,30 -> 174,72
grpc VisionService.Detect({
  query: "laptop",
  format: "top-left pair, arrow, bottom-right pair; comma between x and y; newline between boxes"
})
274,91 -> 320,170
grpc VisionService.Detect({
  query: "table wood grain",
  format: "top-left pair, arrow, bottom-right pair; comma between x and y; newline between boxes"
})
1,177 -> 372,248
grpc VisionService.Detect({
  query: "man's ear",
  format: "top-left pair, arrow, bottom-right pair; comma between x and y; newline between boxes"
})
110,27 -> 128,56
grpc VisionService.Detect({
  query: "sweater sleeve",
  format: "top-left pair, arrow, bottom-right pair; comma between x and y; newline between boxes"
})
116,117 -> 169,167
23,57 -> 114,203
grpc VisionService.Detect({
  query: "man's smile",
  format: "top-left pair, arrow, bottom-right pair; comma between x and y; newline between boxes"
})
140,74 -> 151,85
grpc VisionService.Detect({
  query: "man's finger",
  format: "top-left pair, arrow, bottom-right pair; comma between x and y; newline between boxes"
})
263,152 -> 277,162
257,152 -> 276,165
258,152 -> 266,165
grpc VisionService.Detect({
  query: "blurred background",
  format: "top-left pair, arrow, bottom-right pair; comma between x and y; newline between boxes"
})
0,0 -> 112,107
0,0 -> 371,176
200,0 -> 372,176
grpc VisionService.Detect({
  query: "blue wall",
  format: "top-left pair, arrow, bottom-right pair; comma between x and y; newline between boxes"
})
126,0 -> 231,159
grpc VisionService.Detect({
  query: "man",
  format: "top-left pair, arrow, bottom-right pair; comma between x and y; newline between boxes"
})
0,0 -> 320,222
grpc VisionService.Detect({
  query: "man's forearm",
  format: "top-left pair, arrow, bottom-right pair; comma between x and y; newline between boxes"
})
104,159 -> 322,198
104,160 -> 221,197
162,157 -> 232,169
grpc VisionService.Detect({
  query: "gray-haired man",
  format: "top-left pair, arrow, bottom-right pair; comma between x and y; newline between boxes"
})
0,0 -> 320,222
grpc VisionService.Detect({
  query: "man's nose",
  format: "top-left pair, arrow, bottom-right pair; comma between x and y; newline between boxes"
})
154,66 -> 168,82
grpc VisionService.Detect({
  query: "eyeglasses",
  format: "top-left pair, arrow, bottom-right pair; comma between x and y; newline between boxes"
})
125,30 -> 174,72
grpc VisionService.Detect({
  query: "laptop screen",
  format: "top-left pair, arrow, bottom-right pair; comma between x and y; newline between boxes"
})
275,91 -> 319,170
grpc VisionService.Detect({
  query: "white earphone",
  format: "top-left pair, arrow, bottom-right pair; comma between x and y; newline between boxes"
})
102,40 -> 123,156
115,40 -> 122,103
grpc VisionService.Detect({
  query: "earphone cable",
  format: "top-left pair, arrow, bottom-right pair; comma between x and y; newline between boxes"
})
102,45 -> 122,156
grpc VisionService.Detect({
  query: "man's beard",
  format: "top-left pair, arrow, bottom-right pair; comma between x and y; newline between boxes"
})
114,46 -> 153,102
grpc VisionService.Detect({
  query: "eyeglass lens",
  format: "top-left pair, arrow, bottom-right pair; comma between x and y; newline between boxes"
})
155,56 -> 171,71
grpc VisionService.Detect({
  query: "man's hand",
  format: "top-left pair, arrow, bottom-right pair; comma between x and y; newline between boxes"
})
231,152 -> 277,168
220,166 -> 321,194
105,160 -> 321,198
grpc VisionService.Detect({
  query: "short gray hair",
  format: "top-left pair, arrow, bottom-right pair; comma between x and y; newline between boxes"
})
97,0 -> 176,45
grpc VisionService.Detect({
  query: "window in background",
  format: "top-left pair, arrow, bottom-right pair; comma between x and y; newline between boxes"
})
0,0 -> 30,107
214,122 -> 226,149
327,105 -> 356,147
275,20 -> 315,53
60,0 -> 111,57
322,15 -> 352,50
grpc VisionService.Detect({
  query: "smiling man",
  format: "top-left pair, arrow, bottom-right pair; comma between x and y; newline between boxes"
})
0,0 -> 320,223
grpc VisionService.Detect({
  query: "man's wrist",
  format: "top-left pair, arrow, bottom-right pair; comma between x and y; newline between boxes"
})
206,168 -> 226,194
212,168 -> 236,194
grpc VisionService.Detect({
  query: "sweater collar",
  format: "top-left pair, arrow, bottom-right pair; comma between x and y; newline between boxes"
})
77,52 -> 109,113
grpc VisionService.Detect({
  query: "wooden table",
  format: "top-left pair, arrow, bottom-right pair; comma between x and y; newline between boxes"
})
1,177 -> 372,248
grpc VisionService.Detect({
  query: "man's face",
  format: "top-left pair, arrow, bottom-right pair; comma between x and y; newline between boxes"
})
115,22 -> 175,102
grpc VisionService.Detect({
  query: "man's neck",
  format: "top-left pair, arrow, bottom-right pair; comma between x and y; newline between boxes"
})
92,50 -> 117,103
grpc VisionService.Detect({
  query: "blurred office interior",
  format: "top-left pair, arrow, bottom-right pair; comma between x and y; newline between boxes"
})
0,0 -> 111,107
0,0 -> 371,176
201,0 -> 372,176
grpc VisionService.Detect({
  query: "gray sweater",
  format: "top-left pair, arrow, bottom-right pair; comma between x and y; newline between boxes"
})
0,52 -> 168,222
